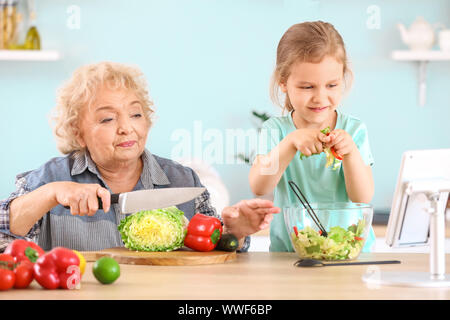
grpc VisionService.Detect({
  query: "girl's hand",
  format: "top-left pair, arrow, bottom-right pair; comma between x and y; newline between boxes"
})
326,129 -> 357,158
51,182 -> 111,216
221,199 -> 280,240
289,128 -> 331,157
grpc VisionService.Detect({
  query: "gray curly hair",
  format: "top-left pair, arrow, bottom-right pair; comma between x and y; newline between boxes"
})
51,61 -> 155,154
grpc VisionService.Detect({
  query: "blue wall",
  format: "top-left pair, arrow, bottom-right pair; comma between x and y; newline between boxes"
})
1,0 -> 449,213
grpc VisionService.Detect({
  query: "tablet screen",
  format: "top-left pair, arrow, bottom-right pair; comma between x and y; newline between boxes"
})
398,192 -> 430,246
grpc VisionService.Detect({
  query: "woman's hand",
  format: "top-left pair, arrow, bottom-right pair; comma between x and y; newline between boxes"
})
221,199 -> 280,241
52,182 -> 111,216
325,129 -> 357,158
9,181 -> 111,237
289,128 -> 330,157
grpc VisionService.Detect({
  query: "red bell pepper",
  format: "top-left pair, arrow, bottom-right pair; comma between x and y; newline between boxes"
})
330,147 -> 343,161
321,128 -> 344,161
184,213 -> 223,252
293,226 -> 299,237
33,247 -> 80,290
4,239 -> 45,264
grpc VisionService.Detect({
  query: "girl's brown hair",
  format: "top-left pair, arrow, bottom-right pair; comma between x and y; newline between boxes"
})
270,21 -> 353,112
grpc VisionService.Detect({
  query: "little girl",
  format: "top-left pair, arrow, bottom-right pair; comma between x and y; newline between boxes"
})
249,21 -> 376,252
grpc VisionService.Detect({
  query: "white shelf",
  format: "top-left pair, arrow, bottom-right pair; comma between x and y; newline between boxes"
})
0,50 -> 60,61
392,50 -> 450,61
391,50 -> 450,107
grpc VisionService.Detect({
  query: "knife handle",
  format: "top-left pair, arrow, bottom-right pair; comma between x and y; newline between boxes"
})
98,193 -> 120,210
63,193 -> 120,212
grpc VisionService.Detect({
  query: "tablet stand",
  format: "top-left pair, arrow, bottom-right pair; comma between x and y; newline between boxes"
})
362,179 -> 450,287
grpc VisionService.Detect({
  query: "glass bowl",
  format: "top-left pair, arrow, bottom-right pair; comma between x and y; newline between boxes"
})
284,202 -> 373,261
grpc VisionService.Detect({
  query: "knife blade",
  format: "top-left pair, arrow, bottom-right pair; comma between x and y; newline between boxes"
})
113,187 -> 206,214
64,187 -> 206,214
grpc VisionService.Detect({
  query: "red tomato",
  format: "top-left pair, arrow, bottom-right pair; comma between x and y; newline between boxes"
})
14,262 -> 34,289
0,253 -> 15,269
0,269 -> 15,290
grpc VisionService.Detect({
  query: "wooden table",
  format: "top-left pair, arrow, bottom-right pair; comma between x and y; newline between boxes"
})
4,252 -> 450,300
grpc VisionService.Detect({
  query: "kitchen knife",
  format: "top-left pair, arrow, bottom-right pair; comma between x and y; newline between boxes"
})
64,187 -> 206,214
294,259 -> 401,267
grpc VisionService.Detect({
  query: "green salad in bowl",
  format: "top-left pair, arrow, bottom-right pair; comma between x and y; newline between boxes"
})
284,203 -> 373,261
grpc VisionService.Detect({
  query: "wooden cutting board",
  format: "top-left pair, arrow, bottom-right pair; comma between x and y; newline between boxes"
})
81,247 -> 236,266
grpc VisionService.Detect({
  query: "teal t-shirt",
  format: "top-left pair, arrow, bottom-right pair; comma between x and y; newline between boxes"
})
257,109 -> 376,252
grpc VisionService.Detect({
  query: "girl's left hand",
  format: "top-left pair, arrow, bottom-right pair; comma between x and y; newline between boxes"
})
221,199 -> 280,241
325,129 -> 357,158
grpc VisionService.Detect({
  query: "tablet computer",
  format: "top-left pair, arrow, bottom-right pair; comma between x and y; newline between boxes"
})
385,149 -> 450,247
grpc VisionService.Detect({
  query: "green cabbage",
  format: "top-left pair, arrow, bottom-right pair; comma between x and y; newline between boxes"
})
118,206 -> 188,252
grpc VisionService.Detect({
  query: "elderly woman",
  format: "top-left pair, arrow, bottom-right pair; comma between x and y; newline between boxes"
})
0,62 -> 279,252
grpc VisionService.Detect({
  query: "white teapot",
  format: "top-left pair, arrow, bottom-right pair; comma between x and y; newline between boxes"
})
397,17 -> 436,51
